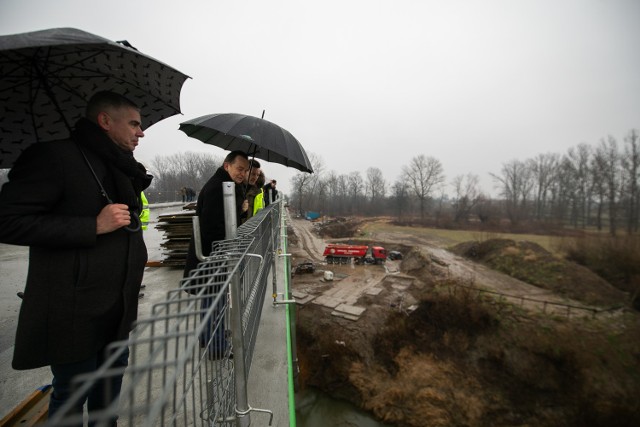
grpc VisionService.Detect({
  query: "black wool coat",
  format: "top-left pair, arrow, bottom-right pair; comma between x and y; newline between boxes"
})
183,166 -> 246,278
0,133 -> 148,369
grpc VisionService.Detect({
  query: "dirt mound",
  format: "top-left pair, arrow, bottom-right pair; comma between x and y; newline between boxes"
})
316,217 -> 367,239
451,239 -> 628,307
297,284 -> 640,427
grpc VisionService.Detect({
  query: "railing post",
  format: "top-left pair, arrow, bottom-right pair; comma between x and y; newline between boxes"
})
230,268 -> 250,427
223,182 -> 239,240
271,203 -> 278,301
223,183 -> 251,427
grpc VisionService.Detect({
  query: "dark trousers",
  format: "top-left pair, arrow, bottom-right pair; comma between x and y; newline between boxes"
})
49,347 -> 130,426
201,293 -> 228,358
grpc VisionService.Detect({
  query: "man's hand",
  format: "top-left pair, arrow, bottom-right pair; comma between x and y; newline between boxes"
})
96,204 -> 131,235
242,199 -> 249,213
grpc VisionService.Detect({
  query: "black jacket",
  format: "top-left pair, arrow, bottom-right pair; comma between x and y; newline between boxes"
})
0,121 -> 150,369
262,183 -> 278,206
183,166 -> 246,278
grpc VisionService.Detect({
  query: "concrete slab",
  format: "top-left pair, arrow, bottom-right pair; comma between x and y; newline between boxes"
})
291,290 -> 308,299
294,294 -> 317,305
365,287 -> 383,296
312,295 -> 342,309
330,311 -> 360,321
334,304 -> 366,317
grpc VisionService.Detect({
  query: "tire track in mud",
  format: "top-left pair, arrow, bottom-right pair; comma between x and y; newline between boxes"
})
290,219 -> 325,262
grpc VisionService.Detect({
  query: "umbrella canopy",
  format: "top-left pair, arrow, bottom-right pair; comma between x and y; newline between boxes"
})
0,27 -> 190,168
179,113 -> 313,173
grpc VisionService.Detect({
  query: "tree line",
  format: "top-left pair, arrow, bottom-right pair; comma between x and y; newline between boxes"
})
1,128 -> 637,236
144,152 -> 224,203
288,129 -> 639,236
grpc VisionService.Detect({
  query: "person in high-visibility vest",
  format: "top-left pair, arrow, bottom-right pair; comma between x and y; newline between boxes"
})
137,191 -> 150,299
140,191 -> 149,231
252,171 -> 265,216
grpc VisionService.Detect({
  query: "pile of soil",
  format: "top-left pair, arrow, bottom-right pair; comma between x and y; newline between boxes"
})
297,279 -> 640,427
451,239 -> 628,307
316,217 -> 366,239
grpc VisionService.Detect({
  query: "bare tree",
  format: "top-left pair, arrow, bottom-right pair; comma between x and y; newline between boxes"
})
451,173 -> 481,223
365,167 -> 386,214
590,150 -> 607,231
290,152 -> 324,215
565,145 -> 593,227
147,151 -> 222,202
594,136 -> 621,236
621,129 -> 640,233
403,155 -> 445,221
491,159 -> 533,225
337,174 -> 349,215
390,178 -> 410,220
529,153 -> 560,222
475,194 -> 495,224
347,171 -> 364,214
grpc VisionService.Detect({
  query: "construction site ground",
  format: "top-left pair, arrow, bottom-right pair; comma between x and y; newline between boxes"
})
288,216 -> 640,427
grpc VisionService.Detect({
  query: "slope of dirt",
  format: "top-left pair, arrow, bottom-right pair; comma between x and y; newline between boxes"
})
290,216 -> 640,427
451,239 -> 628,307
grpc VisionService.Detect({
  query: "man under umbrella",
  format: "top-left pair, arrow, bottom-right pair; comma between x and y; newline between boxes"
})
183,150 -> 250,358
0,91 -> 152,425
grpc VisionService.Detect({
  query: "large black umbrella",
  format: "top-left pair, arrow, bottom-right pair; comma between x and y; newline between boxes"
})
0,27 -> 190,168
179,113 -> 313,173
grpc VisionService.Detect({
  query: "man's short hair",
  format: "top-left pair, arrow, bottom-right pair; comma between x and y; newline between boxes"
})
249,159 -> 261,168
271,180 -> 277,184
224,150 -> 249,164
86,91 -> 139,121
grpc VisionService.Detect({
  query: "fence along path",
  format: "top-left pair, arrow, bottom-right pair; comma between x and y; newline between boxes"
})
46,202 -> 288,427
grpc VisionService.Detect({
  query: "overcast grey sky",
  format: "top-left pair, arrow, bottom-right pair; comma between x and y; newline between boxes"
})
2,0 -> 639,197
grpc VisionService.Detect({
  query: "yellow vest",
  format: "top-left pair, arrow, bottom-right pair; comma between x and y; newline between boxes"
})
140,191 -> 150,231
253,189 -> 264,216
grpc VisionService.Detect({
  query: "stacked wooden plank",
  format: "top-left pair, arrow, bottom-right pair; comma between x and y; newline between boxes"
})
155,209 -> 195,266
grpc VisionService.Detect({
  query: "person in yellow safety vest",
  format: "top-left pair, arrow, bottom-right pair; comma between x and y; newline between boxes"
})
140,191 -> 149,231
253,171 -> 265,216
138,191 -> 150,299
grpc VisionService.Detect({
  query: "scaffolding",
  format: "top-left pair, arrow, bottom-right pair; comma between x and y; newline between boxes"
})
46,200 -> 284,427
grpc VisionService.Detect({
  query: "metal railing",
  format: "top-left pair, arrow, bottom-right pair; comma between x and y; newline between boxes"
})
46,198 -> 285,427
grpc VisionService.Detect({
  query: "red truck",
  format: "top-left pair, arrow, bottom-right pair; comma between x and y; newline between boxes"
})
323,244 -> 387,265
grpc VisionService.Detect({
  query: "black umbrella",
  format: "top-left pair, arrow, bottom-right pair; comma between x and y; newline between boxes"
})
178,113 -> 313,173
0,27 -> 190,168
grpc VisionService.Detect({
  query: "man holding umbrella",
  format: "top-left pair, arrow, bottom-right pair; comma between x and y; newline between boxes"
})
0,91 -> 151,425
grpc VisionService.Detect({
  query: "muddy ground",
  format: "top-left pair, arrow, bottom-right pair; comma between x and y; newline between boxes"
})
289,216 -> 640,427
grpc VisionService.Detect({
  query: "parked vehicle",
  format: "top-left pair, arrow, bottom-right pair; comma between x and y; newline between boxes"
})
388,251 -> 403,260
322,244 -> 387,265
293,262 -> 316,275
305,211 -> 320,221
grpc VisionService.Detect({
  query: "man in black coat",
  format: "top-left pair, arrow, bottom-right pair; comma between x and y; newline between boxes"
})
263,179 -> 278,206
0,91 -> 152,424
182,150 -> 249,358
182,150 -> 250,277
